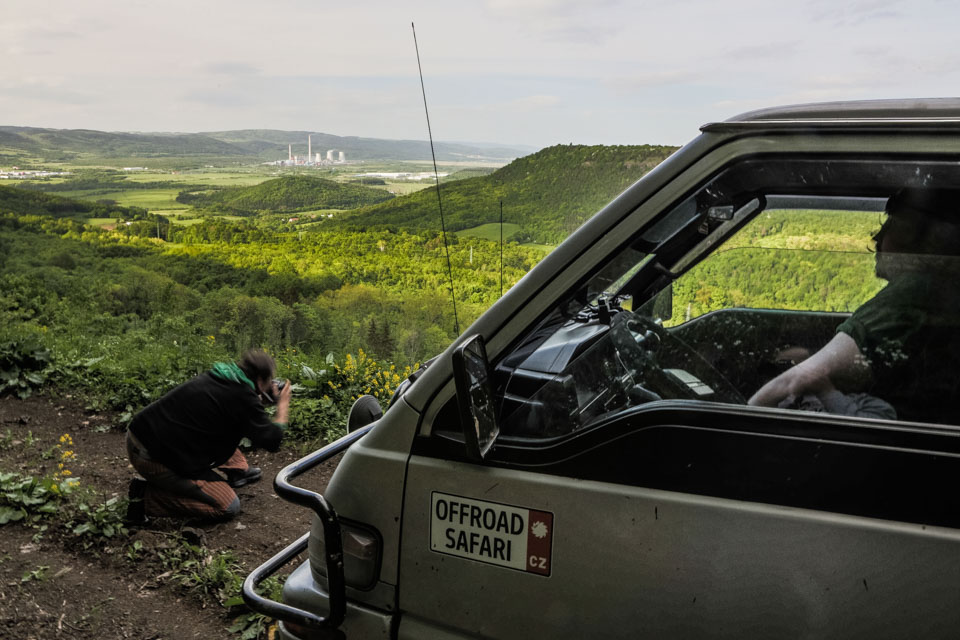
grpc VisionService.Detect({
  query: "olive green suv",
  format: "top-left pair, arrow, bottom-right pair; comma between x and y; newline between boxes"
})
245,99 -> 960,639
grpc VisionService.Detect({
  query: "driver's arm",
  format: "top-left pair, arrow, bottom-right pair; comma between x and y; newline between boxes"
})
748,332 -> 868,407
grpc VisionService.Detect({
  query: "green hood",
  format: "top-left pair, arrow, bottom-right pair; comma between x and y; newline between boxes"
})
209,362 -> 256,391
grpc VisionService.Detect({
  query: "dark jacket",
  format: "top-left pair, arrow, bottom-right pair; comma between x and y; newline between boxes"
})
129,372 -> 283,477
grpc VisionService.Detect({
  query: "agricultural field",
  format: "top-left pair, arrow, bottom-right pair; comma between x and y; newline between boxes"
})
60,187 -> 189,211
122,170 -> 273,187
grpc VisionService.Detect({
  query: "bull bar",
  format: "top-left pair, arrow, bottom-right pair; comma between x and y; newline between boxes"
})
242,424 -> 374,631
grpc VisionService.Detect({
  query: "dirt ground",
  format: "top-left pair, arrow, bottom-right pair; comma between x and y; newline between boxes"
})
0,393 -> 340,640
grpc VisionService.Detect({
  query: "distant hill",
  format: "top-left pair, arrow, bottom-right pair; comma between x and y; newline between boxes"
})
203,130 -> 532,162
329,144 -> 678,244
0,126 -> 534,164
0,126 -> 244,163
177,176 -> 394,214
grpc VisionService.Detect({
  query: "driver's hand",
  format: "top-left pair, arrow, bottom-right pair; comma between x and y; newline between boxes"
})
749,363 -> 832,406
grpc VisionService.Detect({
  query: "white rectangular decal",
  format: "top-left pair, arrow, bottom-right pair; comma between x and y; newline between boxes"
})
430,491 -> 553,576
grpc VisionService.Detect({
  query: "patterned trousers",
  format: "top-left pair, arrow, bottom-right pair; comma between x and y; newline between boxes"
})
126,431 -> 246,521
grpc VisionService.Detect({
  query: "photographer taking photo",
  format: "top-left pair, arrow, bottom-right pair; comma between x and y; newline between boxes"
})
124,349 -> 291,524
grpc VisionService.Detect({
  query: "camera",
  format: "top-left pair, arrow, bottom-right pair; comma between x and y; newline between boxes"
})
261,378 -> 286,405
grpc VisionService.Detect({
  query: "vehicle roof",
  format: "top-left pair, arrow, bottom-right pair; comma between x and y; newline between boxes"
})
702,98 -> 960,133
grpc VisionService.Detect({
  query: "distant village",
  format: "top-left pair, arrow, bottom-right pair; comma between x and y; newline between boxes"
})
0,168 -> 71,180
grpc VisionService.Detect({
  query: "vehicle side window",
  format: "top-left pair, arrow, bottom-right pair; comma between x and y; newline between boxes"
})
493,158 -> 960,439
665,209 -> 883,324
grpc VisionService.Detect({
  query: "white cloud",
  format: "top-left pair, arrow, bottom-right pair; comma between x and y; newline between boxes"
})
509,95 -> 562,110
2,0 -> 960,147
604,71 -> 706,93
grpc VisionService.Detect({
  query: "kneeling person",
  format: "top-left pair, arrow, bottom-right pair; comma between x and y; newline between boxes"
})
125,349 -> 290,523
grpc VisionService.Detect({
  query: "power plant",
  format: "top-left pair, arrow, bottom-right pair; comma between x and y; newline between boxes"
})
269,135 -> 347,167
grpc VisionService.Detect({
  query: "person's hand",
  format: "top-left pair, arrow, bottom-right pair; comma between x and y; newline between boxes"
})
273,379 -> 292,425
748,361 -> 832,407
276,379 -> 292,404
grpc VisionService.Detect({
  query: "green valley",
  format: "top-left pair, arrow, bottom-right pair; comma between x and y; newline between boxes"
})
0,141 -> 882,448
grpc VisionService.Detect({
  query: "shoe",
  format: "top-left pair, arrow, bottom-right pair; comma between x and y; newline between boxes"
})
227,466 -> 262,488
125,477 -> 149,526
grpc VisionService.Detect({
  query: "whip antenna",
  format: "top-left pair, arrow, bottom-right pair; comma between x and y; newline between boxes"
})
500,199 -> 504,297
412,22 -> 460,335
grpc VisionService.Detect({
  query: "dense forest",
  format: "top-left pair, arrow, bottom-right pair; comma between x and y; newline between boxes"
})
175,175 -> 394,215
330,144 -> 677,244
0,184 -> 147,219
0,184 -> 544,441
19,173 -> 208,195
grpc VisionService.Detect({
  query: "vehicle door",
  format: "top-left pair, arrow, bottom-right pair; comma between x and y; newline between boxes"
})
396,152 -> 960,639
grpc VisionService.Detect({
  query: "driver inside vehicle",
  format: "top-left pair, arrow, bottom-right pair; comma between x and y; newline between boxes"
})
748,188 -> 960,425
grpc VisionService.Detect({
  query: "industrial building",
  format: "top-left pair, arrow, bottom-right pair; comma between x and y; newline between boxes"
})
265,135 -> 348,167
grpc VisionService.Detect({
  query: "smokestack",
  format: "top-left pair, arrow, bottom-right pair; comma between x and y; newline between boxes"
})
288,144 -> 292,162
308,135 -> 312,161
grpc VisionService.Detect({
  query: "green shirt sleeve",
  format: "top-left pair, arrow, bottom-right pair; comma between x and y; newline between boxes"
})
837,274 -> 929,357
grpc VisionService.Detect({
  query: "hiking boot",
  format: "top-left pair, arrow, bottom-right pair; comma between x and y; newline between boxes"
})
125,477 -> 149,527
227,466 -> 262,488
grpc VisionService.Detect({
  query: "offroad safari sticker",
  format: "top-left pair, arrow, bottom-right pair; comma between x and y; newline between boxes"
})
430,492 -> 554,576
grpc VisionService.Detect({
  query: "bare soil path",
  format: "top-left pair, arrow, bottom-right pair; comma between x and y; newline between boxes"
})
0,394 -> 338,640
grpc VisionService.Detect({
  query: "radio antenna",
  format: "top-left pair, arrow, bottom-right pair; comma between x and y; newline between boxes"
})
499,199 -> 504,297
412,22 -> 459,335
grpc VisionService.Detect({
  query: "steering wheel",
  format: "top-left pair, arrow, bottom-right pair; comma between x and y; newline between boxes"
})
618,312 -> 746,405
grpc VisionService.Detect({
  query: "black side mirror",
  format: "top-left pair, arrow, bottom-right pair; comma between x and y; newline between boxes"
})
452,335 -> 500,460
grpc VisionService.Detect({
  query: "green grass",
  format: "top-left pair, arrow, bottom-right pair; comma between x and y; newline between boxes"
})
458,223 -> 525,242
125,171 -> 272,187
85,218 -> 117,227
521,243 -> 555,252
111,189 -> 189,210
57,188 -> 188,211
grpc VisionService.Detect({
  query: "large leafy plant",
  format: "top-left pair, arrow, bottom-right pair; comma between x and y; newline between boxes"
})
0,340 -> 52,398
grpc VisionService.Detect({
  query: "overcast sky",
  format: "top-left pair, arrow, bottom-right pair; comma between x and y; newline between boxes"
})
2,0 -> 959,149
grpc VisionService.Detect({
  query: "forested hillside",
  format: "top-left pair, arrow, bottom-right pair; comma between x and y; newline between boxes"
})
176,176 -> 394,215
330,144 -> 677,244
0,126 -> 245,163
